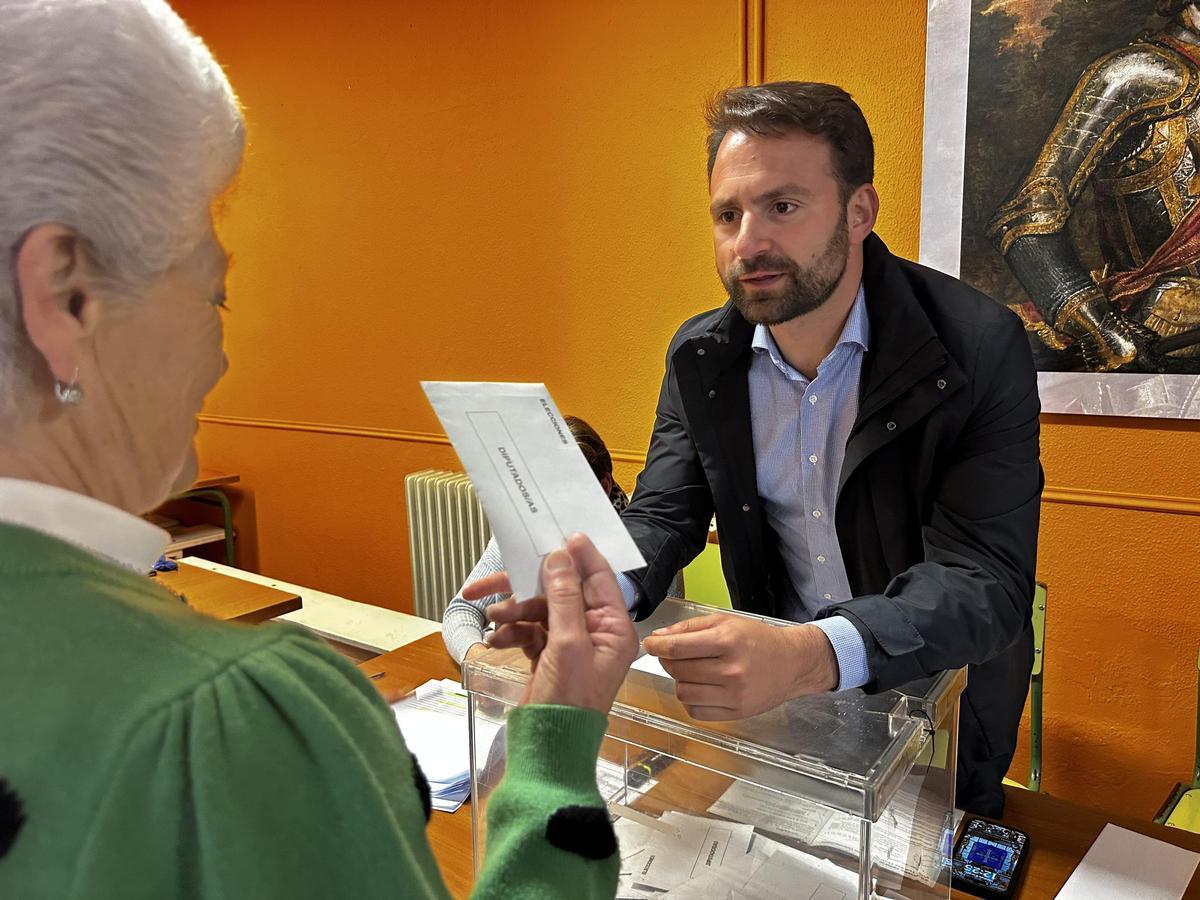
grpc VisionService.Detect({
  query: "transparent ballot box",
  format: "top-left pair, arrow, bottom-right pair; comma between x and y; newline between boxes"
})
463,598 -> 966,900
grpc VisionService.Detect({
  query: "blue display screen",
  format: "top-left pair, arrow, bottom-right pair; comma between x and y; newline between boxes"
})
954,822 -> 1026,894
967,841 -> 1011,870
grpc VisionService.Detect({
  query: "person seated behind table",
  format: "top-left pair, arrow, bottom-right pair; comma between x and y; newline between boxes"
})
443,416 -> 681,665
0,2 -> 636,897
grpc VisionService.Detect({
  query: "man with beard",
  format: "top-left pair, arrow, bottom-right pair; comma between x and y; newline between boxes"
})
620,82 -> 1043,817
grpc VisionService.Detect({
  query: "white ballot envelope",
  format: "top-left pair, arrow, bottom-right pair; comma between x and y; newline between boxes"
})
421,381 -> 646,599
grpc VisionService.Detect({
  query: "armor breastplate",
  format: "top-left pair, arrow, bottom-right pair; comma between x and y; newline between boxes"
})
1094,105 -> 1200,352
989,39 -> 1200,255
989,31 -> 1200,357
1092,110 -> 1200,273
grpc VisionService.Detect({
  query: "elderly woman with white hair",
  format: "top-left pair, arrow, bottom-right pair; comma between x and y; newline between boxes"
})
0,2 -> 635,897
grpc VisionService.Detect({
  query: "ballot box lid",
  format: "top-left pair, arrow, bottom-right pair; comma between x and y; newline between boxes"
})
464,597 -> 966,821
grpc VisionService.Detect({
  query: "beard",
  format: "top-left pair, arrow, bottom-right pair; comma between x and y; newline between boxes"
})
724,215 -> 850,326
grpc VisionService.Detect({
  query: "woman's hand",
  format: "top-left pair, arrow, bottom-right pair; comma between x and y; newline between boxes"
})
462,533 -> 637,714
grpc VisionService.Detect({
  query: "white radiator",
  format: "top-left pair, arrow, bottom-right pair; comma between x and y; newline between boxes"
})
405,469 -> 492,621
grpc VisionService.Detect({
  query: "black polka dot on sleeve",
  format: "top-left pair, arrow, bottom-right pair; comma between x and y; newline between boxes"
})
0,778 -> 25,859
545,805 -> 617,860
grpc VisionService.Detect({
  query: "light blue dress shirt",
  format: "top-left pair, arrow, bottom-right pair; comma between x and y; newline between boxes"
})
619,284 -> 872,692
748,285 -> 870,691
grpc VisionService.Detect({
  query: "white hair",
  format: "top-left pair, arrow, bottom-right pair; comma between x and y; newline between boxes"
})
0,0 -> 244,425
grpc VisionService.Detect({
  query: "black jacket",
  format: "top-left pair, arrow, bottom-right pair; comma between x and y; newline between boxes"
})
621,233 -> 1043,817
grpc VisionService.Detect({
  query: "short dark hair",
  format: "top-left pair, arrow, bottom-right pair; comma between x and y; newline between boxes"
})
565,415 -> 613,481
705,81 -> 874,200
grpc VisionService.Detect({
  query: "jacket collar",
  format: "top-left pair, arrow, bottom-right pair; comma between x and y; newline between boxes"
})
693,297 -> 755,368
854,232 -> 948,421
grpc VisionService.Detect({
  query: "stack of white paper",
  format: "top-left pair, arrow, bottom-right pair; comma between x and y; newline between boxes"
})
613,810 -> 859,899
391,679 -> 503,813
709,778 -> 945,887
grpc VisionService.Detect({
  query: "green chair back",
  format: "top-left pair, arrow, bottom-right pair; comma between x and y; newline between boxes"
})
1005,581 -> 1047,793
1031,583 -> 1046,677
1027,582 -> 1047,791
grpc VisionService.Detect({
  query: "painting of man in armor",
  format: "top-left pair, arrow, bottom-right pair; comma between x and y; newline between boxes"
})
963,0 -> 1200,375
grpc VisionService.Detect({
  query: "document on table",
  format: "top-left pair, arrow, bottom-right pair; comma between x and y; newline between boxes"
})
613,809 -> 859,899
709,778 -> 946,886
1054,823 -> 1200,900
391,678 -> 503,813
617,810 -> 754,893
422,382 -> 645,599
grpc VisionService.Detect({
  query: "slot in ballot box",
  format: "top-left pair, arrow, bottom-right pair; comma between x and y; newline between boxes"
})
464,598 -> 966,900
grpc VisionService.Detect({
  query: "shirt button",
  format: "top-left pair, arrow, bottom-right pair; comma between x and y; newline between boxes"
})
697,348 -> 706,356
937,378 -> 947,390
742,503 -> 751,512
823,593 -> 833,601
808,454 -> 818,464
809,395 -> 818,405
708,389 -> 717,398
886,421 -> 897,431
817,555 -> 827,563
812,509 -> 822,519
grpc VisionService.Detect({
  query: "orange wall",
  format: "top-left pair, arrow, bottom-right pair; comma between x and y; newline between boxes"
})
178,0 -> 1200,819
181,0 -> 738,583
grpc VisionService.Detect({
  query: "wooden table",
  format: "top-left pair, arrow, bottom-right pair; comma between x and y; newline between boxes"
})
983,786 -> 1200,898
364,634 -> 1200,899
156,562 -> 302,624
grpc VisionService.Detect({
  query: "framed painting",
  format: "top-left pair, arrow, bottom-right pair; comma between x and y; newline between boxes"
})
921,0 -> 1200,417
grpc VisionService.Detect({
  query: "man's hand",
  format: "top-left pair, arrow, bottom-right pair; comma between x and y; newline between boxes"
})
641,614 -> 839,721
462,534 -> 638,714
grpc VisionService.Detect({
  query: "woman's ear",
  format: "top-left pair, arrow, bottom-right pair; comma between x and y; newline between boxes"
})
601,473 -> 613,495
15,224 -> 100,385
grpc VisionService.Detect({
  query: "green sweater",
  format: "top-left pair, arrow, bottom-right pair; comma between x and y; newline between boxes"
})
0,523 -> 618,898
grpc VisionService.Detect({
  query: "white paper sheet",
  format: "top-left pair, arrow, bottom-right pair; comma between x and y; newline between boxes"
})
710,779 -> 944,887
1054,823 -> 1200,900
391,678 -> 502,813
709,780 -> 828,845
617,810 -> 754,893
735,843 -> 858,900
614,806 -> 864,899
422,381 -> 645,599
631,651 -> 672,680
